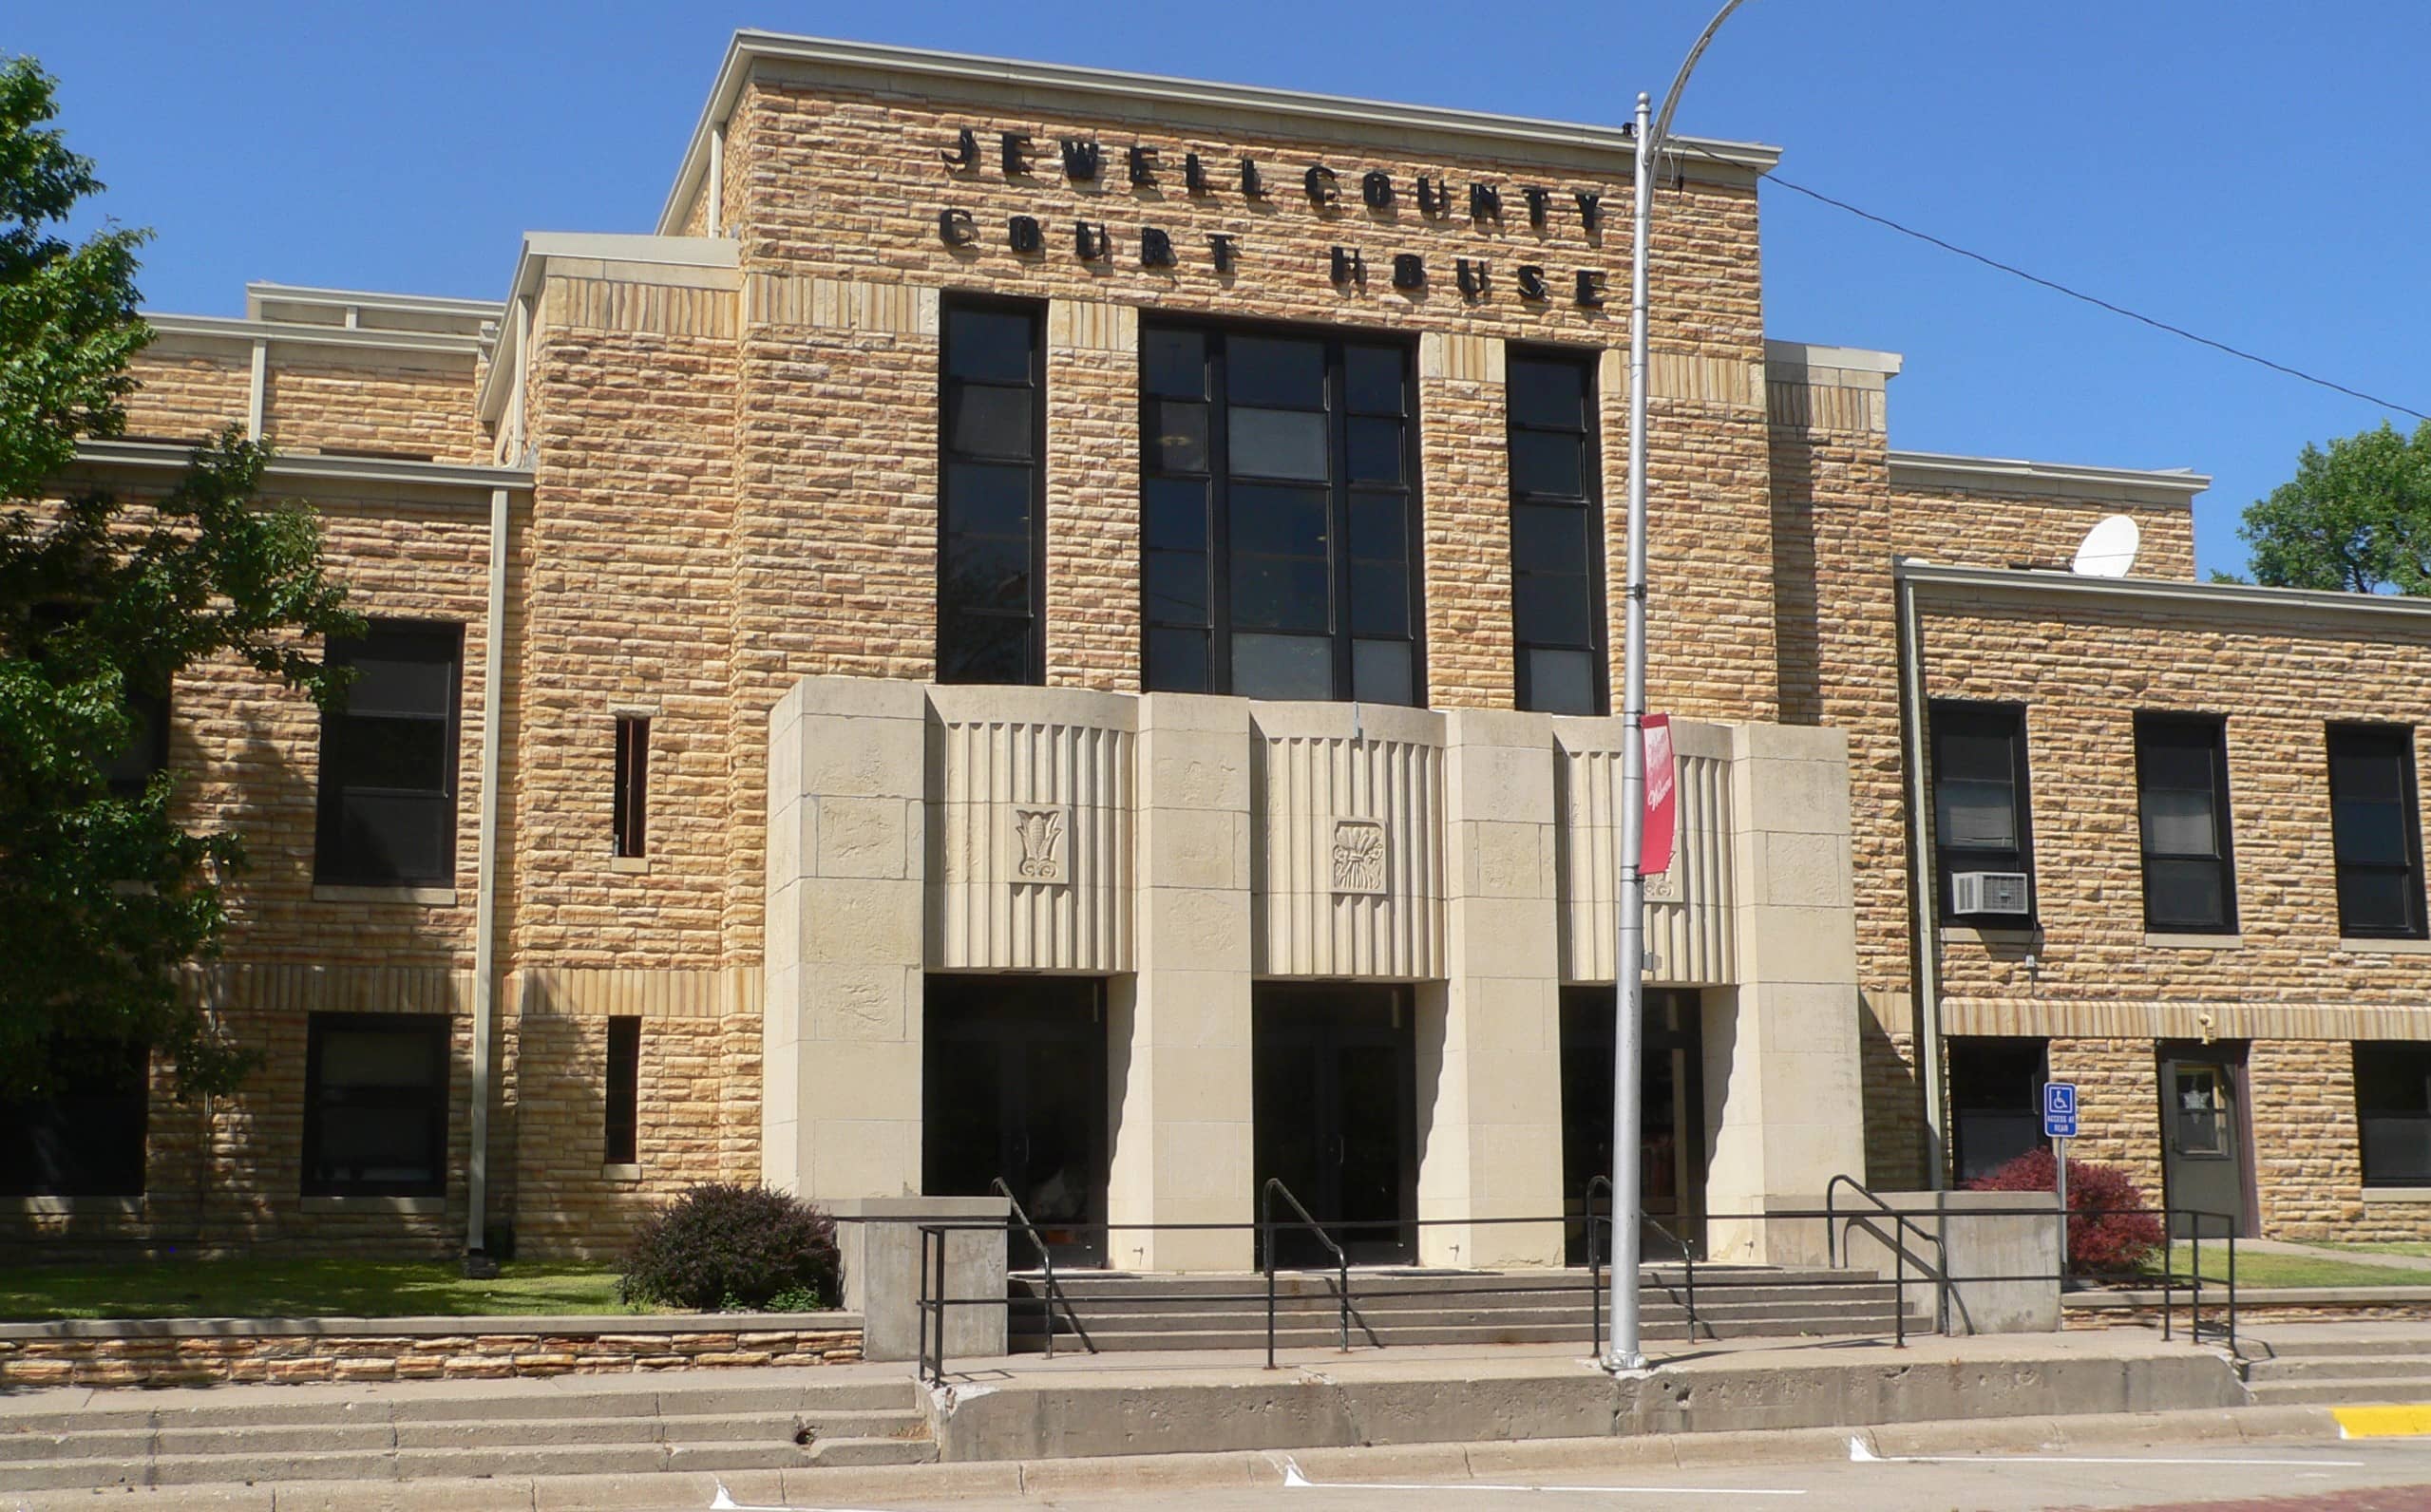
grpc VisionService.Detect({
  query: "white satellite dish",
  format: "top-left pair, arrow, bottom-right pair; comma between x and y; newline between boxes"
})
2071,514 -> 2141,577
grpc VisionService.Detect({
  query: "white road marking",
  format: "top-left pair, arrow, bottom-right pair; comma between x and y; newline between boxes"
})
1280,1457 -> 1806,1495
1847,1436 -> 2364,1468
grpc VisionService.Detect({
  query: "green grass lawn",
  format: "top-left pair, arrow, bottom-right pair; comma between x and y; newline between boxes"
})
2337,1241 -> 2431,1259
0,1257 -> 641,1322
2150,1242 -> 2422,1290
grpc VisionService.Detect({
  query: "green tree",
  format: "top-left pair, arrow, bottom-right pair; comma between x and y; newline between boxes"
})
0,56 -> 357,1101
2238,421 -> 2431,594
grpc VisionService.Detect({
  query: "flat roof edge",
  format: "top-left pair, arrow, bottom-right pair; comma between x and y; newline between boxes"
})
244,282 -> 503,318
144,312 -> 486,358
1897,560 -> 2431,626
71,440 -> 530,500
1765,340 -> 1905,376
1889,449 -> 2211,499
657,31 -> 1782,235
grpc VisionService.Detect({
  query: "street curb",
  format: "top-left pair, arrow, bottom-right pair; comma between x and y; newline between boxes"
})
0,1404 -> 2351,1510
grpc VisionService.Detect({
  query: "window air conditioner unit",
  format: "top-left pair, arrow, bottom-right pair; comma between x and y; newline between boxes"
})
1953,871 -> 2032,917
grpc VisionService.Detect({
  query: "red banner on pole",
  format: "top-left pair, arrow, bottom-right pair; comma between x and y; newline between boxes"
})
1643,713 -> 1677,877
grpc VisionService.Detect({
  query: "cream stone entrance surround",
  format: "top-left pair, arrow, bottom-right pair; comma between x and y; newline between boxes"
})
765,676 -> 1864,1268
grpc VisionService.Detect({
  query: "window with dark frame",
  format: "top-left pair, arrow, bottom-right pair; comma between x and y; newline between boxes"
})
0,1042 -> 148,1197
2327,724 -> 2427,939
605,1015 -> 641,1166
301,1013 -> 448,1198
613,715 -> 649,860
1947,1036 -> 2048,1185
2355,1041 -> 2431,1186
313,621 -> 463,887
1139,324 -> 1421,704
101,687 -> 170,799
2134,713 -> 2237,934
1506,350 -> 1606,715
1928,701 -> 2035,922
938,299 -> 1045,686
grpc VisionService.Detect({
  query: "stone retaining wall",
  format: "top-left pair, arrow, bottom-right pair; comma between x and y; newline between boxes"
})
0,1313 -> 861,1389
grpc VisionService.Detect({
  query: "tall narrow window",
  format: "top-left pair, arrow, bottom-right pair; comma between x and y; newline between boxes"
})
1507,350 -> 1605,714
302,1012 -> 449,1197
605,1015 -> 641,1166
102,687 -> 170,799
939,299 -> 1044,685
613,715 -> 649,860
314,621 -> 463,887
2135,713 -> 2237,934
2327,724 -> 2427,939
1928,701 -> 2034,923
1140,326 -> 1420,704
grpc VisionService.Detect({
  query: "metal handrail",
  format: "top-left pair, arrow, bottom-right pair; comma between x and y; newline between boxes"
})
1825,1174 -> 1951,1339
1583,1175 -> 1701,1353
1262,1177 -> 1351,1369
990,1177 -> 1096,1360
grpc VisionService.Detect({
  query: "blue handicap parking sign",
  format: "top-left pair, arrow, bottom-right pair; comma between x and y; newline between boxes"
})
2042,1081 -> 2079,1139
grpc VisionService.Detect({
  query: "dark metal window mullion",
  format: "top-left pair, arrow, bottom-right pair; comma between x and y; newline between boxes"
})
1328,335 -> 1354,701
1208,338 -> 1234,696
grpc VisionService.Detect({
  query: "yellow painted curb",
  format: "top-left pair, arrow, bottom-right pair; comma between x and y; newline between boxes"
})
2331,1404 -> 2431,1438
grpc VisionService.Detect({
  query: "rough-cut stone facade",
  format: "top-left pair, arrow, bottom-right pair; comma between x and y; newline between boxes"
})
13,33 -> 2431,1271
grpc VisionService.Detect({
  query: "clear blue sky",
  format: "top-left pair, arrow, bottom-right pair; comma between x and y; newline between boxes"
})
18,2 -> 2428,578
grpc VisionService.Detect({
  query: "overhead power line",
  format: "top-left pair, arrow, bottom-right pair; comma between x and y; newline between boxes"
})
1670,142 -> 2430,424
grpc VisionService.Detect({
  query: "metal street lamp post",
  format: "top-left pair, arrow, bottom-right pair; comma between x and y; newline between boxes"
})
1607,0 -> 1757,1376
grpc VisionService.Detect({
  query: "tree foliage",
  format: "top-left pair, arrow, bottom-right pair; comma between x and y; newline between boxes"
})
2238,421 -> 2431,595
0,55 -> 358,1101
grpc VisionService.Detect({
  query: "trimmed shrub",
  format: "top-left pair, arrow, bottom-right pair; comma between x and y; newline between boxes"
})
618,1183 -> 841,1312
1964,1149 -> 2166,1275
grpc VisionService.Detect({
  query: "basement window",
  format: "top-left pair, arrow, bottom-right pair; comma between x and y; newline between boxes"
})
605,1016 -> 641,1166
302,1013 -> 449,1198
2356,1042 -> 2431,1187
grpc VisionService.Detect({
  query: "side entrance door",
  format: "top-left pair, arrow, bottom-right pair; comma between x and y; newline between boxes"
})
2156,1042 -> 2251,1241
1253,985 -> 1416,1268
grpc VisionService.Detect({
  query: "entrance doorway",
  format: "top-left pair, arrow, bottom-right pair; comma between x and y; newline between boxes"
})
1252,985 -> 1416,1267
922,975 -> 1108,1266
1562,987 -> 1706,1262
2156,1042 -> 2251,1240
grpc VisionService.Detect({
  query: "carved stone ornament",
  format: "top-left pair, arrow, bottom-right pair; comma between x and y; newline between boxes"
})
1008,804 -> 1070,885
1331,819 -> 1388,896
1645,867 -> 1683,904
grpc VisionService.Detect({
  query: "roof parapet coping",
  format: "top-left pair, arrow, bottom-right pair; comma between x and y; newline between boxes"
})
245,282 -> 503,321
1895,558 -> 2431,628
1890,449 -> 2211,504
478,233 -> 739,423
656,30 -> 1783,236
1764,340 -> 1905,377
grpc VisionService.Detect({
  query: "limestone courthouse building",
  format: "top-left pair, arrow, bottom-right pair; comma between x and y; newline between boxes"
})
12,30 -> 2431,1269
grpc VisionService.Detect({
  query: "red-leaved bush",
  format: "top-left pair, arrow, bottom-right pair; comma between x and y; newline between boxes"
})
1965,1149 -> 2166,1274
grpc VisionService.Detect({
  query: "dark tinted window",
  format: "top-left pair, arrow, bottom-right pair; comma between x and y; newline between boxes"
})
1948,1037 -> 2046,1184
101,688 -> 170,799
0,1042 -> 147,1197
1140,326 -> 1419,704
2328,726 -> 2426,938
605,1015 -> 641,1166
315,622 -> 462,887
302,1014 -> 448,1197
1507,351 -> 1605,715
2356,1042 -> 2431,1186
1929,702 -> 2033,922
939,301 -> 1044,686
2135,714 -> 2236,934
613,715 -> 649,860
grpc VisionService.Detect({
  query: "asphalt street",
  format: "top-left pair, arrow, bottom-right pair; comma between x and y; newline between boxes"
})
673,1436 -> 2431,1512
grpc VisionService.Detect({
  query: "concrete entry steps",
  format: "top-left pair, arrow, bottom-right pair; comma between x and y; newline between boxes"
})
0,1373 -> 933,1493
2243,1322 -> 2431,1406
1011,1265 -> 1920,1352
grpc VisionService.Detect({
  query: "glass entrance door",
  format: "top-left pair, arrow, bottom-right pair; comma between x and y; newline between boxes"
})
922,975 -> 1108,1266
1253,985 -> 1415,1267
1562,987 -> 1706,1262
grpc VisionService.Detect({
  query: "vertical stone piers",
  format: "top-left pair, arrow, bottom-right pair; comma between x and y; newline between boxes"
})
1705,723 -> 1868,1261
764,676 -> 928,1202
1106,692 -> 1257,1271
1418,709 -> 1566,1266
